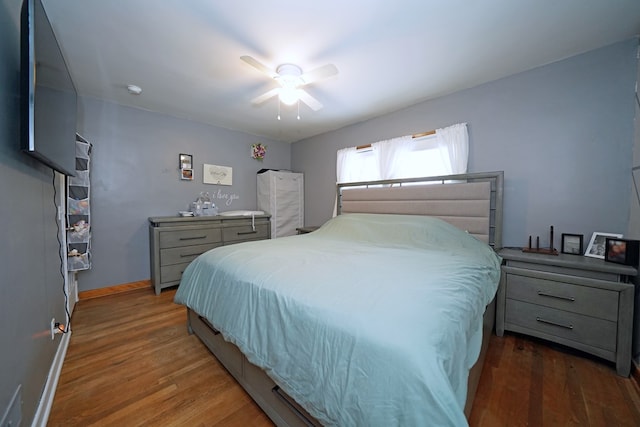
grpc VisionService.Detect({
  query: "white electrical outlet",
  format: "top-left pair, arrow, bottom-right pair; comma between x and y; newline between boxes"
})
50,318 -> 56,340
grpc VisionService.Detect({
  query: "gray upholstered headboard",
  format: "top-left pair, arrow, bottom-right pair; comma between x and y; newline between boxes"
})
336,171 -> 504,249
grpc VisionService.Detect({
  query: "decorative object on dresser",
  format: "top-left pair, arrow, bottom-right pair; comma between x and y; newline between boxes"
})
257,169 -> 304,238
604,238 -> 640,266
523,225 -> 558,255
496,248 -> 637,376
560,233 -> 583,255
148,214 -> 270,295
584,232 -> 623,259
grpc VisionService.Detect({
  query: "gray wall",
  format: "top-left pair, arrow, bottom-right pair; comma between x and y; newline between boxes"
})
292,39 -> 638,251
630,43 -> 640,364
1,0 -> 68,423
75,97 -> 292,291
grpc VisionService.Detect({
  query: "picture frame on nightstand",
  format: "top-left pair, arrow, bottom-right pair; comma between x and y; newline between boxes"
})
561,233 -> 583,255
604,238 -> 640,266
585,232 -> 623,259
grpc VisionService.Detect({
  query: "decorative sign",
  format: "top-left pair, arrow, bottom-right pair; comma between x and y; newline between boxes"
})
203,164 -> 233,186
211,189 -> 240,206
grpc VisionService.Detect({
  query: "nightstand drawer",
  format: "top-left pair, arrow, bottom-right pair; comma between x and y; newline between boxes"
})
160,243 -> 221,266
159,228 -> 222,248
505,300 -> 617,352
505,273 -> 618,321
223,224 -> 270,243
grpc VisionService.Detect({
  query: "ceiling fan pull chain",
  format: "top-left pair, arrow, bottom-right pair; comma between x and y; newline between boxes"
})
297,100 -> 301,120
277,99 -> 281,121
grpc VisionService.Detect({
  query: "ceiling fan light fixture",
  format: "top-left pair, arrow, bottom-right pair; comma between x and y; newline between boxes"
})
241,55 -> 336,113
279,87 -> 299,105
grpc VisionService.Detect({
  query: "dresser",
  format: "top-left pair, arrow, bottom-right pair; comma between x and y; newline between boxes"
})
496,248 -> 637,376
149,215 -> 271,295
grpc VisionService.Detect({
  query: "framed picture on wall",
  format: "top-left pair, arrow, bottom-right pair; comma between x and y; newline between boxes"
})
181,168 -> 193,181
561,233 -> 583,255
584,232 -> 623,259
179,153 -> 193,170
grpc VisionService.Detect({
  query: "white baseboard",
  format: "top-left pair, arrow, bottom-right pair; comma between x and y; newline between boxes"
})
31,330 -> 71,427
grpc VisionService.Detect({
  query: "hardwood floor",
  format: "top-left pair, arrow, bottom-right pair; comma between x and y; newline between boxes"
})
48,287 -> 640,426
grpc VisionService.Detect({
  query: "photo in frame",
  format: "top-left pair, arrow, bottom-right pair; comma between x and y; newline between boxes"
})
584,232 -> 623,259
181,168 -> 193,181
179,153 -> 193,181
560,233 -> 583,255
604,238 -> 640,266
179,153 -> 193,169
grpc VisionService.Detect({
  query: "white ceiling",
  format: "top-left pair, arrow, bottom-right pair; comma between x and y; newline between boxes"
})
41,0 -> 640,143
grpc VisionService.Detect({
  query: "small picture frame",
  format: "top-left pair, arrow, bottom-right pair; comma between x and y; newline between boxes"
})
179,153 -> 193,170
604,238 -> 640,266
179,153 -> 194,181
561,233 -> 583,255
181,168 -> 193,181
584,232 -> 623,259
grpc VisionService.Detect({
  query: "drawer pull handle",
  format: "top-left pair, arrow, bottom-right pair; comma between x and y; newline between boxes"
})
537,291 -> 575,302
237,231 -> 257,235
179,235 -> 207,241
180,252 -> 204,258
536,317 -> 573,330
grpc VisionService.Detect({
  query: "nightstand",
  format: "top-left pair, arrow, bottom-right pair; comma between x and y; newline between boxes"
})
497,248 -> 637,376
296,226 -> 320,234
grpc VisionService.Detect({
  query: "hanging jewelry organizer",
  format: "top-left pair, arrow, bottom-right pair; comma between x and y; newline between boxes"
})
67,134 -> 92,271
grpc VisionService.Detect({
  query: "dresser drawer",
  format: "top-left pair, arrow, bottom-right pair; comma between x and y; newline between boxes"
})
505,273 -> 618,321
160,262 -> 190,284
223,224 -> 269,243
505,299 -> 617,352
160,243 -> 221,266
159,227 -> 221,249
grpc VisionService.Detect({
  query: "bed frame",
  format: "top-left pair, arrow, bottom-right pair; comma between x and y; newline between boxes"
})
186,171 -> 504,426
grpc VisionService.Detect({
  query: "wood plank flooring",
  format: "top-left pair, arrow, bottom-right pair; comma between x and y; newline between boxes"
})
48,287 -> 640,426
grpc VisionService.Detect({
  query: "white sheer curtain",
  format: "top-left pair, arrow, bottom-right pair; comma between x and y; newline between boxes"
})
435,123 -> 468,175
336,146 -> 378,184
336,123 -> 468,185
372,135 -> 413,180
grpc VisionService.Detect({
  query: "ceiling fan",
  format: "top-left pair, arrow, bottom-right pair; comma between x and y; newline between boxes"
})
241,55 -> 338,112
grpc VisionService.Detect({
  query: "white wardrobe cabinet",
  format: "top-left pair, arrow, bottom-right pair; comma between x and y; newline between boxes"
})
257,170 -> 304,238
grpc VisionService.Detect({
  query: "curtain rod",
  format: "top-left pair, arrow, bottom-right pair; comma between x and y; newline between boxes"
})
356,129 -> 436,150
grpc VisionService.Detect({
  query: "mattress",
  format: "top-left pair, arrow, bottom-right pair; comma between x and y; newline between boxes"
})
174,213 -> 502,426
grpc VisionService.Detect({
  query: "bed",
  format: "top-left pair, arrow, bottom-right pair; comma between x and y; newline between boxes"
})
174,171 -> 504,426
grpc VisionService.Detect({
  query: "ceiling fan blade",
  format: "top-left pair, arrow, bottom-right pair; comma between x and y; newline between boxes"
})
297,89 -> 323,111
300,64 -> 338,85
240,55 -> 278,79
251,88 -> 280,105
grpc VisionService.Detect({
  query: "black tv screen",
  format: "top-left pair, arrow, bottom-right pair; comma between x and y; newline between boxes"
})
21,0 -> 77,177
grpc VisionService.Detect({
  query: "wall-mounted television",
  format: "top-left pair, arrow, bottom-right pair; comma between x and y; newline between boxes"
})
20,0 -> 77,177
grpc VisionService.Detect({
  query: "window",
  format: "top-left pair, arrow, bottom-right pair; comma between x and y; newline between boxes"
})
336,123 -> 468,184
